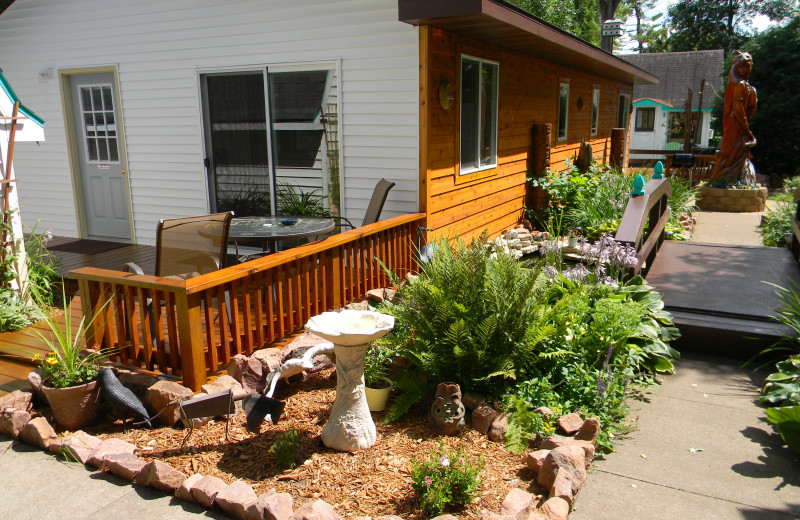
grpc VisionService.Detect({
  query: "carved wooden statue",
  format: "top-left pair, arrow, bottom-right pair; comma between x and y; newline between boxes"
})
710,51 -> 758,185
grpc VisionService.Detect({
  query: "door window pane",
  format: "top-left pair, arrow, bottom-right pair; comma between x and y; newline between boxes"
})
78,85 -> 120,164
591,88 -> 600,136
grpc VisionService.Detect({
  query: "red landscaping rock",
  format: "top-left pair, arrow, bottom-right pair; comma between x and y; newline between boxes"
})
27,369 -> 46,404
49,430 -> 101,464
537,446 -> 587,499
365,287 -> 396,304
471,402 -> 499,434
479,511 -> 513,520
431,516 -> 460,520
533,407 -> 554,416
115,369 -> 159,398
175,473 -> 204,502
246,489 -> 294,520
104,452 -> 147,481
87,438 -> 138,468
501,488 -> 533,518
488,413 -> 510,443
216,480 -> 257,519
251,348 -> 283,374
536,497 -> 570,520
143,380 -> 194,427
19,416 -> 57,449
462,392 -> 484,410
135,460 -> 188,493
227,354 -> 250,382
202,375 -> 250,401
575,417 -> 601,443
539,436 -> 595,468
191,475 -> 228,507
240,357 -> 266,394
375,516 -> 405,520
549,468 -> 576,505
556,413 -> 583,435
523,449 -> 550,474
289,499 -> 342,520
0,408 -> 31,438
0,389 -> 33,413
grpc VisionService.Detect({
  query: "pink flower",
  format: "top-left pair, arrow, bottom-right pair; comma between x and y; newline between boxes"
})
424,476 -> 432,486
459,457 -> 465,465
440,456 -> 450,467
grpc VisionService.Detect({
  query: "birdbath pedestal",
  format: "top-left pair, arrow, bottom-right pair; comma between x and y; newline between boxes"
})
305,310 -> 395,451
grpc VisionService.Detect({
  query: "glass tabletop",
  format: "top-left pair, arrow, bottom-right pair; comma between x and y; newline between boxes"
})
228,216 -> 335,241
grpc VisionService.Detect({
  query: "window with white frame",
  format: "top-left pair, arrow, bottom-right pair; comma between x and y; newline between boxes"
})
460,56 -> 499,173
557,82 -> 569,141
591,87 -> 600,136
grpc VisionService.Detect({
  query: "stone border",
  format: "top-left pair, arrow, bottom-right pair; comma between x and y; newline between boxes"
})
696,186 -> 767,212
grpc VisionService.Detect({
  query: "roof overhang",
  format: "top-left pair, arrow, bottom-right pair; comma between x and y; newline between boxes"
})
0,69 -> 45,142
399,0 -> 658,86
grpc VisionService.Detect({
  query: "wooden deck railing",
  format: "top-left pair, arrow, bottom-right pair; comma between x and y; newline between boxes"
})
70,213 -> 426,390
615,178 -> 672,277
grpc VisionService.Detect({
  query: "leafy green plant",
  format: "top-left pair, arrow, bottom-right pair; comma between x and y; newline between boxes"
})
216,186 -> 271,217
270,429 -> 303,469
380,236 -> 553,421
760,202 -> 793,247
276,183 -> 327,217
30,289 -> 114,389
410,445 -> 483,516
761,354 -> 800,406
766,406 -> 800,452
364,345 -> 393,389
24,223 -> 62,307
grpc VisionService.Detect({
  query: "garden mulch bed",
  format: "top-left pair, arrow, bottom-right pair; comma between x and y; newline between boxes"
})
82,367 -> 541,519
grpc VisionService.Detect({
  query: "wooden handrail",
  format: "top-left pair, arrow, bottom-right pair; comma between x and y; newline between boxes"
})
69,213 -> 427,390
185,213 -> 426,293
615,178 -> 672,277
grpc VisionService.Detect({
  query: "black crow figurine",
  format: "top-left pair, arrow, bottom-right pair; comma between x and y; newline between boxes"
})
98,368 -> 152,427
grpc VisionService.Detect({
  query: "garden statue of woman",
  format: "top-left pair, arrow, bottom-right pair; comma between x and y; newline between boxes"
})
710,51 -> 758,186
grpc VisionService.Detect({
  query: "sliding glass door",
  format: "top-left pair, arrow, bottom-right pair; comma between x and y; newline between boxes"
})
201,65 -> 338,218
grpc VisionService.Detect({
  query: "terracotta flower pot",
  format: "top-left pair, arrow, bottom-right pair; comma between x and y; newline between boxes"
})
42,380 -> 101,431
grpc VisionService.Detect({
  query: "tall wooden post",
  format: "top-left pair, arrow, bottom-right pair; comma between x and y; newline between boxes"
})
610,128 -> 626,171
176,291 -> 207,391
528,123 -> 551,211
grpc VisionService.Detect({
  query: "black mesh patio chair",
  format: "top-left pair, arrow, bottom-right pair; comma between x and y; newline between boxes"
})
331,178 -> 395,230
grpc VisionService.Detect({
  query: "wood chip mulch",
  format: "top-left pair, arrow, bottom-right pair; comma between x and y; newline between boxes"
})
84,367 -> 542,519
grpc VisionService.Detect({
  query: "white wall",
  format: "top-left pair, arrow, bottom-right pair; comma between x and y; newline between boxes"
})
0,0 -> 419,244
630,106 -> 713,161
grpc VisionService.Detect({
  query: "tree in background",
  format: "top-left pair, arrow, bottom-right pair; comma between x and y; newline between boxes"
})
741,16 -> 800,178
664,0 -> 797,56
625,0 -> 669,52
509,0 -> 601,44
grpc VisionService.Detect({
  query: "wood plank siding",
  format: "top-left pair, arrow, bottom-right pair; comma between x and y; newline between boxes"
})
0,0 -> 419,244
422,27 -> 632,242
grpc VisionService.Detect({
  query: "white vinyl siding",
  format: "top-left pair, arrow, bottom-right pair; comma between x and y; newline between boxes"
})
0,0 -> 418,243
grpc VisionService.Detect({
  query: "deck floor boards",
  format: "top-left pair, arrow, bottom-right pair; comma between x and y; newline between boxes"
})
31,235 -> 156,280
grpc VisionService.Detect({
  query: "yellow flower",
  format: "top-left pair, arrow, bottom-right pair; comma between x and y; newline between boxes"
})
45,357 -> 58,365
32,353 -> 40,361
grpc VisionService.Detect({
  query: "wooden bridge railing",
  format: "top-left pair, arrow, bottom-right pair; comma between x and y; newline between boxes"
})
615,177 -> 672,277
70,213 -> 426,391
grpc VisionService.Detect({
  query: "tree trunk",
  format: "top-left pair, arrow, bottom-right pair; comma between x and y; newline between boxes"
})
599,0 -> 622,52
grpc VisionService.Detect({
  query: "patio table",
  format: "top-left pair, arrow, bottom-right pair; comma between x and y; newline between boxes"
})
228,215 -> 335,258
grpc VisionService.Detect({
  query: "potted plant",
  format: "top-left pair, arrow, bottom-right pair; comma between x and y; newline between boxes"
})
30,291 -> 113,430
364,344 -> 394,412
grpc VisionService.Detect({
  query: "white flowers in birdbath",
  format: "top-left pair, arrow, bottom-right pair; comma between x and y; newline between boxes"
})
305,310 -> 395,451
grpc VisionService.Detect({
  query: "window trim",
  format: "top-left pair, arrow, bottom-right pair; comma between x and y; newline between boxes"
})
458,54 -> 500,176
617,92 -> 631,129
634,106 -> 655,132
591,86 -> 600,136
557,81 -> 570,142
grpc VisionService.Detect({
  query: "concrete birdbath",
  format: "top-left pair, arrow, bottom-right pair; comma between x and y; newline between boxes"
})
304,310 -> 395,451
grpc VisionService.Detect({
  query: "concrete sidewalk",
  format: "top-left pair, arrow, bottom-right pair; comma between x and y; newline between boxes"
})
571,354 -> 800,520
0,439 -> 226,520
691,210 -> 766,246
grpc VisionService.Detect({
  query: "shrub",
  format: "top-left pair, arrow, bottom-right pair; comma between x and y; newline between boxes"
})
760,202 -> 793,247
270,429 -> 303,469
380,236 -> 553,421
410,445 -> 483,516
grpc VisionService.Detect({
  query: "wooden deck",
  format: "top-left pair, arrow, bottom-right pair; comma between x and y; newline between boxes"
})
0,296 -> 83,397
42,235 -> 156,280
